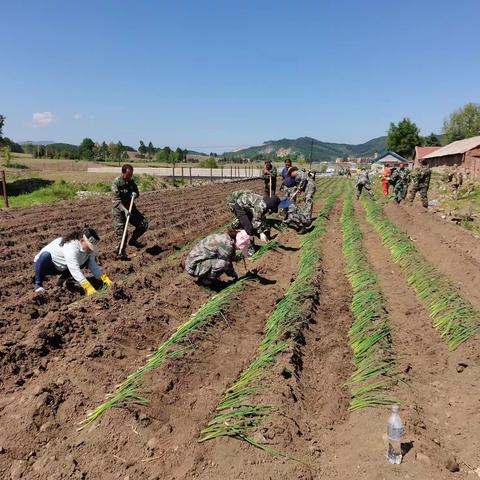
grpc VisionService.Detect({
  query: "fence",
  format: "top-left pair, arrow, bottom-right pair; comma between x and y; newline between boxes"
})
1,170 -> 9,207
87,165 -> 263,185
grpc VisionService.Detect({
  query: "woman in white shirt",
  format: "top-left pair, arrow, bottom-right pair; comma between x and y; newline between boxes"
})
33,227 -> 113,295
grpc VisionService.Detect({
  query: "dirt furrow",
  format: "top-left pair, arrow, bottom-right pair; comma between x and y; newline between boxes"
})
336,199 -> 480,479
383,202 -> 480,310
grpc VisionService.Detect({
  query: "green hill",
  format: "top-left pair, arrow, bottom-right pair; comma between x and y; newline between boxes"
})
224,136 -> 387,162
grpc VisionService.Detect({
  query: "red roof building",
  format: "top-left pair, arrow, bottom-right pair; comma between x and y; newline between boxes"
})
412,146 -> 441,167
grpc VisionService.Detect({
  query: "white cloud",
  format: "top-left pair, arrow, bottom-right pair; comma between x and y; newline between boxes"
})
32,112 -> 54,127
73,113 -> 82,120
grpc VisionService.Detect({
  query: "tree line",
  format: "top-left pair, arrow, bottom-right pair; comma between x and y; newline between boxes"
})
387,102 -> 480,159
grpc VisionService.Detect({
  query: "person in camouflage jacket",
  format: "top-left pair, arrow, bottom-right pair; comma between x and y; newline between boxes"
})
390,164 -> 411,204
283,202 -> 312,234
185,231 -> 238,285
263,161 -> 278,196
408,159 -> 431,208
356,171 -> 373,199
287,167 -> 317,216
111,164 -> 149,256
227,190 -> 280,240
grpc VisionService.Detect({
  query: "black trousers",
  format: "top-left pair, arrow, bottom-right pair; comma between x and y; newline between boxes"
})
233,204 -> 254,236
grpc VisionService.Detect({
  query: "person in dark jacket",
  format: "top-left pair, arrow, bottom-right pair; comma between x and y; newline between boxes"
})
280,159 -> 296,196
111,164 -> 149,258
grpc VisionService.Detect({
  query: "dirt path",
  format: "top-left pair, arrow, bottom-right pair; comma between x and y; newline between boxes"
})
383,202 -> 480,309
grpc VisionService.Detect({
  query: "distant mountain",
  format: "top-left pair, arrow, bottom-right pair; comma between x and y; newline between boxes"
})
187,149 -> 208,156
19,140 -> 55,145
223,136 -> 388,162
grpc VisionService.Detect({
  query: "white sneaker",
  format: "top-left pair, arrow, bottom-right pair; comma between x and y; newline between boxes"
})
35,286 -> 45,294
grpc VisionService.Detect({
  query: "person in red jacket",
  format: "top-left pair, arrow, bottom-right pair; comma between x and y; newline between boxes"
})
381,165 -> 392,197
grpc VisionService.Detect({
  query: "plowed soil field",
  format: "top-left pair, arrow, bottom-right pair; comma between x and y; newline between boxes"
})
1,178 -> 479,480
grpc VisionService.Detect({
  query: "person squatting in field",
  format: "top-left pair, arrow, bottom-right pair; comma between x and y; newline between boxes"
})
287,166 -> 317,216
184,230 -> 240,286
280,158 -> 297,197
33,227 -> 113,295
408,159 -> 431,208
390,163 -> 410,204
227,190 -> 281,243
112,164 -> 149,258
263,161 -> 277,196
283,200 -> 313,234
356,170 -> 374,199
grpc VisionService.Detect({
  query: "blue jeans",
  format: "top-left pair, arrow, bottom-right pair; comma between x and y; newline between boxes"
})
34,252 -> 61,287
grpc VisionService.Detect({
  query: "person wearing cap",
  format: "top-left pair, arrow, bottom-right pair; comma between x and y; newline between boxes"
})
112,164 -> 149,258
408,159 -> 431,208
227,190 -> 280,242
287,166 -> 317,216
184,230 -> 239,286
33,227 -> 112,295
263,161 -> 277,196
390,163 -> 410,204
280,159 -> 296,197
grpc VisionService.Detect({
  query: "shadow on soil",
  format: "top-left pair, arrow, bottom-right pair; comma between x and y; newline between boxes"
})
4,178 -> 53,196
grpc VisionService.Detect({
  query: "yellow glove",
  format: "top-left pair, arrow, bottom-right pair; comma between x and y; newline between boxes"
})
100,274 -> 113,287
80,279 -> 97,296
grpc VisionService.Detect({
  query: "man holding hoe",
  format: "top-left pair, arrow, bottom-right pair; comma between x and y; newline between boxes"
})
112,164 -> 149,259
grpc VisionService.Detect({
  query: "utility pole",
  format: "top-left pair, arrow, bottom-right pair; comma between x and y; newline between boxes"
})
309,138 -> 314,170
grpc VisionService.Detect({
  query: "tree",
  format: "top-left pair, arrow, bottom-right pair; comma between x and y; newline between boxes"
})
0,115 -> 5,139
423,133 -> 440,146
79,137 -> 95,160
386,118 -> 421,159
99,141 -> 108,161
443,103 -> 480,144
2,145 -> 11,167
175,147 -> 184,163
138,140 -> 147,157
147,141 -> 155,160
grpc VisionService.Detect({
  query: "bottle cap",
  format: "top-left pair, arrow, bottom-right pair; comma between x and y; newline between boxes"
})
392,404 -> 400,413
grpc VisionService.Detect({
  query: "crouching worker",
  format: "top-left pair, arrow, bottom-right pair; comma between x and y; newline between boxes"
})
185,230 -> 239,286
33,227 -> 113,295
287,167 -> 317,217
227,191 -> 280,243
282,199 -> 313,234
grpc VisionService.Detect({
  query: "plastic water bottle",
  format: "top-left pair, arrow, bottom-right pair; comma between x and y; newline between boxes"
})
387,404 -> 403,464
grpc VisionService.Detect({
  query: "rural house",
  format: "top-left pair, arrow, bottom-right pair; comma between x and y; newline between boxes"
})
412,146 -> 441,167
371,151 -> 408,171
422,135 -> 480,178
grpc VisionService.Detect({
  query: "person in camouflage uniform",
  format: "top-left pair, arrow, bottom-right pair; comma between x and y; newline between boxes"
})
408,159 -> 431,208
287,167 -> 317,216
356,170 -> 373,199
263,161 -> 278,196
227,190 -> 280,241
283,202 -> 312,234
112,164 -> 149,257
447,165 -> 463,199
390,163 -> 411,204
185,230 -> 238,285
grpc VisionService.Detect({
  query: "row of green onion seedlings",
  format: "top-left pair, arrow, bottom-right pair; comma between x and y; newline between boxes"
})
361,195 -> 479,350
199,181 -> 344,451
341,185 -> 397,410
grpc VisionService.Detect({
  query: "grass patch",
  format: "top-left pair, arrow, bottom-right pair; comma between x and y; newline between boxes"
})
361,194 -> 480,349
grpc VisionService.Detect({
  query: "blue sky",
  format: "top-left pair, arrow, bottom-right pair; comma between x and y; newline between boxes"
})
2,0 -> 479,152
